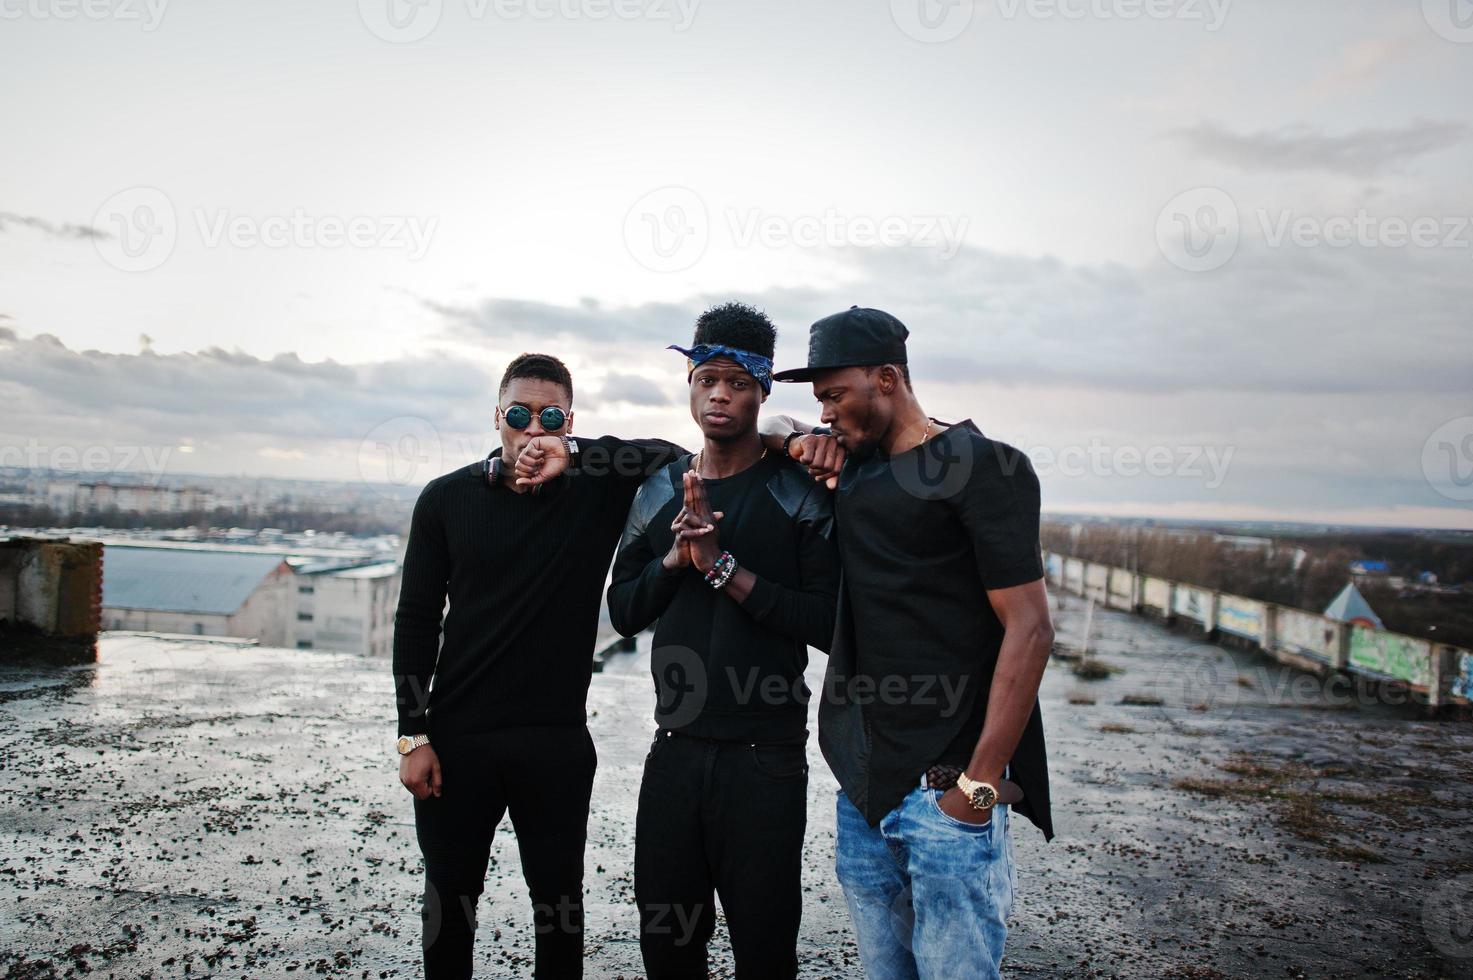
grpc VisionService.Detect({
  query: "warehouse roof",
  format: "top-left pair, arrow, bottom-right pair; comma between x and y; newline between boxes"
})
102,546 -> 287,615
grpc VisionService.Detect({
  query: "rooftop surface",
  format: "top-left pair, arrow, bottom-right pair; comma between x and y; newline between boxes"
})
2,593 -> 1472,977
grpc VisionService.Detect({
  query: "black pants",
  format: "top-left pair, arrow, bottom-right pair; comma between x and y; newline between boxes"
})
413,725 -> 597,980
635,729 -> 808,980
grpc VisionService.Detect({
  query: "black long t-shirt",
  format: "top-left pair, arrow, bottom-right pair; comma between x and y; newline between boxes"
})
819,419 -> 1054,839
606,452 -> 840,744
391,436 -> 685,739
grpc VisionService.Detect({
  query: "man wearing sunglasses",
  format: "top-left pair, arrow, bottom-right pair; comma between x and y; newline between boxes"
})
392,352 -> 686,980
605,303 -> 840,979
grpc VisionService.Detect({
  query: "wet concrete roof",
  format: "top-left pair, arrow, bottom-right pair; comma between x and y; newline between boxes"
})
2,592 -> 1471,977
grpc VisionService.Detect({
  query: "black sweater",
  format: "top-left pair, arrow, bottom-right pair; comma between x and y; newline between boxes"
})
606,452 -> 839,744
392,436 -> 685,738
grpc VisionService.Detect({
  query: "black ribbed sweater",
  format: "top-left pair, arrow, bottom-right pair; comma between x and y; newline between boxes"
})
391,436 -> 685,738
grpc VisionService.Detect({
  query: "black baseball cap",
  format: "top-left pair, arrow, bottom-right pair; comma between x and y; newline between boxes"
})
772,306 -> 910,383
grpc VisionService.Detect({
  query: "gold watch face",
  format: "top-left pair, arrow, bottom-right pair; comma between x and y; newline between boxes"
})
969,784 -> 997,809
396,736 -> 412,754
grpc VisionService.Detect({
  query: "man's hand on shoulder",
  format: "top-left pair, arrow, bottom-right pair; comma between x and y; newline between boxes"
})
790,433 -> 846,490
514,435 -> 570,487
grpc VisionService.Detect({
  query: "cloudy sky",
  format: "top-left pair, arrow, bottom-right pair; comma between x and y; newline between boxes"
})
2,0 -> 1471,527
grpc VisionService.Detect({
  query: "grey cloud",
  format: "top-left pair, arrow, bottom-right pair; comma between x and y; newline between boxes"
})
598,372 -> 670,407
0,211 -> 108,241
423,295 -> 699,346
419,241 -> 1470,399
1170,121 -> 1468,177
0,331 -> 496,448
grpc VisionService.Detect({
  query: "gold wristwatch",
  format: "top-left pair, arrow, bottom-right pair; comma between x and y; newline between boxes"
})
396,734 -> 431,756
954,773 -> 998,811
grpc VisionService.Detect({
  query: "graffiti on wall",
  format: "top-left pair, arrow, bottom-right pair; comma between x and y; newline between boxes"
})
1216,595 -> 1265,642
1275,608 -> 1337,663
1348,626 -> 1434,689
1173,586 -> 1211,626
1453,650 -> 1473,702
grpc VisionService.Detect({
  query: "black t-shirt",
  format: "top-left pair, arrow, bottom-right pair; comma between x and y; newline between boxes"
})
818,419 -> 1053,839
391,435 -> 686,739
606,452 -> 839,743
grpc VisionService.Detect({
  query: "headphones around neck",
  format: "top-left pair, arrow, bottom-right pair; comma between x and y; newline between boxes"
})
481,453 -> 542,495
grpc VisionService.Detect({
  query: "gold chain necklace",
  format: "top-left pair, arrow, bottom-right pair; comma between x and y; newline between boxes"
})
914,418 -> 934,452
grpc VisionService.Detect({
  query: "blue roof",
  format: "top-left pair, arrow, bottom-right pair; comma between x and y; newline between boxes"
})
102,547 -> 286,615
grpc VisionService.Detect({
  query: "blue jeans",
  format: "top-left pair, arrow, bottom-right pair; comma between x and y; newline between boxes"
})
835,784 -> 1015,980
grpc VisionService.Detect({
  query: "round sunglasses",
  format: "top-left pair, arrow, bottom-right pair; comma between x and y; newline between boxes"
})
502,405 -> 568,432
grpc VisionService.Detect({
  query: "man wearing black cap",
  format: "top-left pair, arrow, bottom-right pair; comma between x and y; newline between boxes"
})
761,307 -> 1055,979
607,302 -> 839,979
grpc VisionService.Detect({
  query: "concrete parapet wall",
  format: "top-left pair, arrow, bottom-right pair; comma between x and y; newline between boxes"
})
1043,548 -> 1469,708
0,536 -> 102,662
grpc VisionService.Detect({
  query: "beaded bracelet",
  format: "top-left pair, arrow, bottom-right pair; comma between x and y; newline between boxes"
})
712,557 -> 738,590
704,551 -> 736,589
703,551 -> 734,582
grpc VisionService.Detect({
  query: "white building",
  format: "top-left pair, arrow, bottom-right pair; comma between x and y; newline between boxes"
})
49,481 -> 213,516
290,560 -> 401,657
100,544 -> 399,655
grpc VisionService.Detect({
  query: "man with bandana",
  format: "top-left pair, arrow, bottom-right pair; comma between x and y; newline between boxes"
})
606,302 -> 840,979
